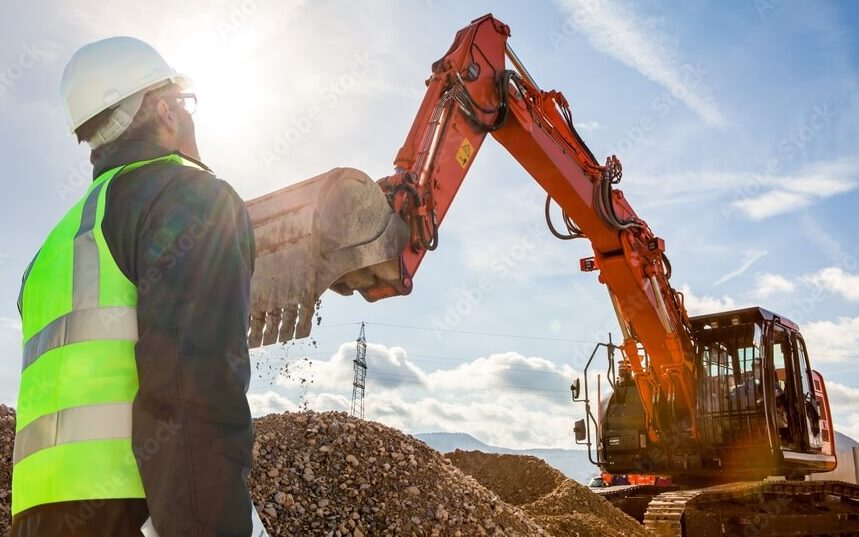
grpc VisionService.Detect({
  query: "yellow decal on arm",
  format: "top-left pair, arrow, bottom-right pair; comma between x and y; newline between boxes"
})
455,138 -> 474,169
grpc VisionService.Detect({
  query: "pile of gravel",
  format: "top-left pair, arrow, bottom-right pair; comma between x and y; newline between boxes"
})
250,411 -> 547,536
445,450 -> 567,506
446,450 -> 650,537
0,408 -> 650,536
522,480 -> 650,537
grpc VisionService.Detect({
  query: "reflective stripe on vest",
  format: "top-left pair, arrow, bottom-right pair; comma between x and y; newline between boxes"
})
13,153 -> 204,515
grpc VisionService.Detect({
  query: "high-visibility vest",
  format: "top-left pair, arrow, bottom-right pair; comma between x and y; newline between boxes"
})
13,153 -> 204,516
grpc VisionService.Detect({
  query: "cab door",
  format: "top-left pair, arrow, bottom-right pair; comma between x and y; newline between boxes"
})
792,333 -> 823,451
770,324 -> 801,450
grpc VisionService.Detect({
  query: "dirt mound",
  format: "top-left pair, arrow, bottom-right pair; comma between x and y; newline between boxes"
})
0,408 -> 650,537
250,411 -> 547,536
444,450 -> 567,506
522,480 -> 649,537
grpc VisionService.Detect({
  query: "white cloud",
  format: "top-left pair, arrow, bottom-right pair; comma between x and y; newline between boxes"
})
293,342 -> 428,392
555,0 -> 725,126
680,284 -> 746,316
575,121 -> 604,131
248,390 -> 300,417
802,316 -> 859,363
714,249 -> 768,285
753,273 -> 796,299
806,267 -> 859,302
820,381 -> 859,441
0,318 -> 21,332
732,158 -> 858,220
427,352 -> 579,403
633,159 -> 858,218
249,344 -> 583,449
824,381 -> 859,410
363,393 -> 577,449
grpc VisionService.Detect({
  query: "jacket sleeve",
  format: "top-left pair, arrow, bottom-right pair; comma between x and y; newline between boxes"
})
114,168 -> 255,537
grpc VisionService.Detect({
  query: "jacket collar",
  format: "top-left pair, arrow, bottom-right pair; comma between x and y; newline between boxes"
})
91,140 -> 211,180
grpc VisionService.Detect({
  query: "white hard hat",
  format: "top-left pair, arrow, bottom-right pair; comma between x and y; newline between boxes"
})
61,36 -> 192,135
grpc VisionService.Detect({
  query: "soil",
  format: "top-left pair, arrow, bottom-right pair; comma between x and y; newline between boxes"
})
250,411 -> 547,536
445,450 -> 649,537
0,408 -> 651,536
444,450 -> 567,506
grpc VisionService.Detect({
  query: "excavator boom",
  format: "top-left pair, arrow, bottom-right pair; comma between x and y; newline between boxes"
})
245,13 -> 853,536
247,14 -> 695,448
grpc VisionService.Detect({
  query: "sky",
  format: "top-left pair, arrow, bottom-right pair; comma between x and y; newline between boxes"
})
1,0 -> 858,451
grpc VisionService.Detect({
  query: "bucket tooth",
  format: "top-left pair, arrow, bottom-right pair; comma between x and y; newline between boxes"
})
262,310 -> 282,346
248,314 -> 265,348
246,167 -> 408,346
279,304 -> 299,343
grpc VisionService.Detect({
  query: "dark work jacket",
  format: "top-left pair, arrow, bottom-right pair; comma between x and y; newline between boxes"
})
11,140 -> 256,537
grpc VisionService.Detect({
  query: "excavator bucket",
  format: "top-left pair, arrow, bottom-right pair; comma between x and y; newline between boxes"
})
246,168 -> 408,347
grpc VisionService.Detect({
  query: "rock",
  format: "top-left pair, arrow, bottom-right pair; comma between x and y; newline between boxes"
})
249,411 -> 547,536
0,407 -> 646,537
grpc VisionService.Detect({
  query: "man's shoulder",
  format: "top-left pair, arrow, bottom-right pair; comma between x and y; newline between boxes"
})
110,161 -> 243,213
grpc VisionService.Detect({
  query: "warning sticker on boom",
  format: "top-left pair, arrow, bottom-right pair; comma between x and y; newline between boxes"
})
455,137 -> 474,169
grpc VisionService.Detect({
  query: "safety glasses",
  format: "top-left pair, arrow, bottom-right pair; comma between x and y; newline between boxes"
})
176,92 -> 197,115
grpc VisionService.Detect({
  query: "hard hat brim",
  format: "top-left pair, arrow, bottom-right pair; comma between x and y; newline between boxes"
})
66,71 -> 194,135
173,73 -> 193,91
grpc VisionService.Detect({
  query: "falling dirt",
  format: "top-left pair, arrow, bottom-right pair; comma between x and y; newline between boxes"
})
252,339 -> 317,411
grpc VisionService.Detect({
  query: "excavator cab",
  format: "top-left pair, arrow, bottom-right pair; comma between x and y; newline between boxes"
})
691,307 -> 835,480
578,308 -> 835,483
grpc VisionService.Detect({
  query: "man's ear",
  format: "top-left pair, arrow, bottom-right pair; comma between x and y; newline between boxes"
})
156,98 -> 177,134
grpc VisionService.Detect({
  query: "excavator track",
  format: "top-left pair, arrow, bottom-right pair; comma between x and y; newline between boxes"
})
643,480 -> 859,537
595,485 -> 674,523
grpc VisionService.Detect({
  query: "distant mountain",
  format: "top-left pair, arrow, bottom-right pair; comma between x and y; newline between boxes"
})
836,431 -> 859,450
417,431 -> 859,485
415,432 -> 596,483
415,432 -> 495,454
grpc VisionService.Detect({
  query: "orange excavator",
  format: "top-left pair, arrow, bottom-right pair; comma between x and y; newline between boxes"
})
246,14 -> 859,536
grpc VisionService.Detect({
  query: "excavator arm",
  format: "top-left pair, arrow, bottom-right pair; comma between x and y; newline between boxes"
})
247,14 -> 697,443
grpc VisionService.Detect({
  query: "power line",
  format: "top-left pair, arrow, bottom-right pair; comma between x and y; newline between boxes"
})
366,321 -> 598,344
255,347 -> 588,376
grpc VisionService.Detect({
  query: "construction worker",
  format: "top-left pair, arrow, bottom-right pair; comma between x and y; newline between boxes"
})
12,37 -> 257,536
